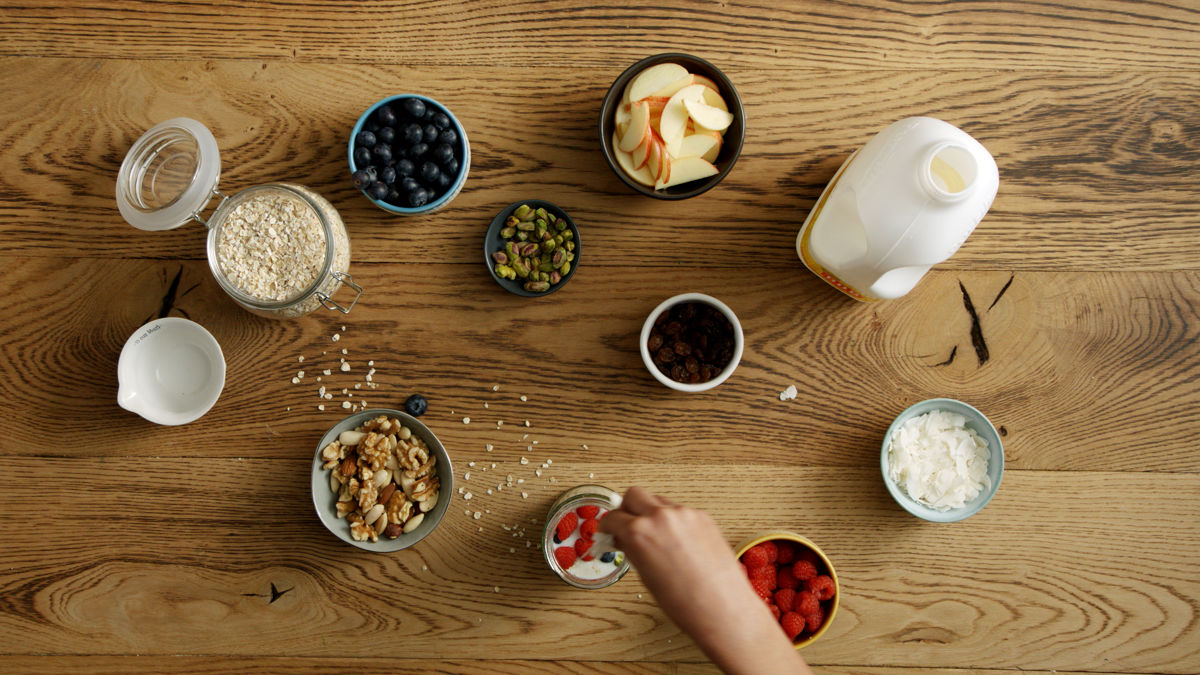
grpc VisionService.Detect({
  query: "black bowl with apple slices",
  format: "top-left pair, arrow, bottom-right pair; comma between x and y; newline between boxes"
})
599,53 -> 745,200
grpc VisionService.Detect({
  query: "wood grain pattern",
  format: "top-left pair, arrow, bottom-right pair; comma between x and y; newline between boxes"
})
1,1 -> 1198,70
0,257 -> 1195,473
0,59 -> 1196,269
0,460 -> 1195,672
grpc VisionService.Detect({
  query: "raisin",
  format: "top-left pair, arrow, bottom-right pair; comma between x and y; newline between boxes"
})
648,334 -> 664,351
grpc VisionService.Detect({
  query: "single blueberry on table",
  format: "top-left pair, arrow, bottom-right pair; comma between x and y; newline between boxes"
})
376,126 -> 395,144
403,123 -> 424,146
355,130 -> 376,147
377,104 -> 397,126
402,98 -> 426,120
404,394 -> 428,417
367,181 -> 389,201
353,146 -> 372,166
396,158 -> 415,176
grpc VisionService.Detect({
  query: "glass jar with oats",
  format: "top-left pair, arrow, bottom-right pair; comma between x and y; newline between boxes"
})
116,118 -> 362,318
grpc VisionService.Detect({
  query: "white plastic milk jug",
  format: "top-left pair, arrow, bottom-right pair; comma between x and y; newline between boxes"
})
796,117 -> 998,301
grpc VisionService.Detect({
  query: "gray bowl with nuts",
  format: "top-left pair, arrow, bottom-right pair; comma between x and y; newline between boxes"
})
311,408 -> 453,552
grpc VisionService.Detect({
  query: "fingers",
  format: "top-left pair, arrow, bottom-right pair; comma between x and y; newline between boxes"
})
597,508 -> 635,537
620,486 -> 667,516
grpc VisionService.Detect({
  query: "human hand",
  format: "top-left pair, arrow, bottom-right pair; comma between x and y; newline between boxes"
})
600,486 -> 811,675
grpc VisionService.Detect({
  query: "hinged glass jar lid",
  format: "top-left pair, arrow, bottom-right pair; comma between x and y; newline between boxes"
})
116,118 -> 362,318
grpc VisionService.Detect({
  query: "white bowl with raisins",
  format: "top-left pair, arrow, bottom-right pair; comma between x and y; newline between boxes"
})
639,293 -> 743,392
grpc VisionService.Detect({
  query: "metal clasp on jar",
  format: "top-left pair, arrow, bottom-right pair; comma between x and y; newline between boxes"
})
317,271 -> 363,314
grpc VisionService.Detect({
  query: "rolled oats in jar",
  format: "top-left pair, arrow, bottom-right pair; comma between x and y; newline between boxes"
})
209,184 -> 355,318
116,118 -> 362,319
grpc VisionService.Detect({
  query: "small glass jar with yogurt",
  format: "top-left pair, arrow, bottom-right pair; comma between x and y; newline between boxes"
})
542,484 -> 630,589
116,118 -> 362,318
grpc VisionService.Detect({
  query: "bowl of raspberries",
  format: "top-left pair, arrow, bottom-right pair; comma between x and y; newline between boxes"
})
349,94 -> 470,214
736,532 -> 839,649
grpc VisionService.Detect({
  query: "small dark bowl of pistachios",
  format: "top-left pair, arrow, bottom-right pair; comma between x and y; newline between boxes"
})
485,200 -> 580,297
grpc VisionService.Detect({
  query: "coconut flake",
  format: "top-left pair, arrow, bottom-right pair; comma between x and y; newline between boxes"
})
887,410 -> 990,511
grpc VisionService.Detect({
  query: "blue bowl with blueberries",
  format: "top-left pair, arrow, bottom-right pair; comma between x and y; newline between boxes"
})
349,94 -> 470,214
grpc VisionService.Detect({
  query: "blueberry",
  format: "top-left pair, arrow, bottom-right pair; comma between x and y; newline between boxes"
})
404,394 -> 428,417
438,128 -> 458,147
351,169 -> 372,190
403,98 -> 426,120
377,105 -> 397,126
419,161 -> 441,183
422,124 -> 438,143
424,107 -> 438,121
407,187 -> 430,208
400,176 -> 420,192
432,112 -> 451,130
443,157 -> 459,176
376,126 -> 395,144
600,551 -> 615,563
432,143 -> 454,165
409,142 -> 428,158
368,181 -> 389,201
396,158 -> 415,176
372,144 -> 392,163
436,172 -> 453,190
380,166 -> 397,185
355,130 -> 376,147
386,188 -> 400,204
363,121 -> 379,133
403,123 -> 423,146
353,146 -> 372,166
553,533 -> 562,544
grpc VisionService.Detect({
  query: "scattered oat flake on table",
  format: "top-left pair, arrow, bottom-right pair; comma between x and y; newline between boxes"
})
473,511 -> 482,519
298,355 -> 304,362
318,404 -> 325,411
492,384 -> 500,391
521,491 -> 528,499
291,377 -> 299,384
524,420 -> 531,427
780,384 -> 798,402
520,395 -> 527,401
340,363 -> 350,372
323,369 -> 331,376
342,401 -> 351,409
332,333 -> 340,342
486,444 -> 493,451
463,417 -> 470,424
582,444 -> 589,450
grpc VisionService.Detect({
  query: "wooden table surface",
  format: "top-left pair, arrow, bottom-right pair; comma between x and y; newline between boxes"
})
1,2 -> 1198,673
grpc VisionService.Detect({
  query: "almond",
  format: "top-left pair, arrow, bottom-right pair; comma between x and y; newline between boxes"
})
383,522 -> 403,539
340,454 -> 358,477
378,483 -> 397,505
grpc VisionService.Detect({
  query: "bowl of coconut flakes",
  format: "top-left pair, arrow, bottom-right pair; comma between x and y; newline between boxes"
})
881,398 -> 1004,522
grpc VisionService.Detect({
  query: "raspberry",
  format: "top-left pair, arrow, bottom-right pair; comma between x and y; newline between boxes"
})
577,505 -> 600,519
776,541 -> 797,565
808,575 -> 836,601
749,576 -> 774,600
796,547 -> 821,566
769,604 -> 781,620
750,565 -> 777,591
792,559 -> 818,582
774,588 -> 796,613
780,612 -> 805,641
580,518 -> 599,540
796,590 -> 819,616
555,512 -> 579,541
574,537 -> 594,560
804,605 -> 825,632
741,546 -> 769,570
761,540 -> 779,563
777,567 -> 799,590
554,546 -> 577,569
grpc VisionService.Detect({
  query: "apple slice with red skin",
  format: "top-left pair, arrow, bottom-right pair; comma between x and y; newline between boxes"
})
655,156 -> 717,190
627,63 -> 690,103
618,100 -> 651,152
611,132 -> 656,186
